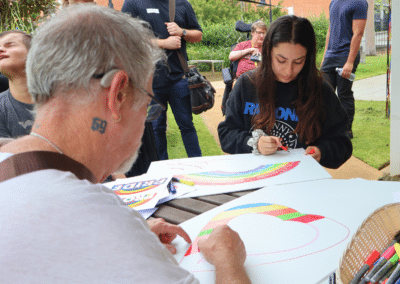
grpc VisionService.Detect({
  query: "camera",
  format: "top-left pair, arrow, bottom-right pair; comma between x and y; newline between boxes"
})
250,54 -> 261,62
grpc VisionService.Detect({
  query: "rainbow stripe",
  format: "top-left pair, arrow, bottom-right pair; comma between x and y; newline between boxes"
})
175,161 -> 300,185
184,203 -> 324,257
124,194 -> 155,208
114,184 -> 158,195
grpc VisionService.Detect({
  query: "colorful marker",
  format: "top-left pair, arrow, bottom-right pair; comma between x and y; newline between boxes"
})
329,272 -> 336,284
364,246 -> 396,283
380,265 -> 397,284
386,244 -> 400,284
394,277 -> 400,284
383,231 -> 400,253
370,253 -> 399,284
167,181 -> 176,194
279,144 -> 289,151
172,177 -> 195,186
308,149 -> 316,155
350,250 -> 380,284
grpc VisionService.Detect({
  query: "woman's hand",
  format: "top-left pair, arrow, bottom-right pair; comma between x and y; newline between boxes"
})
304,146 -> 321,162
258,136 -> 282,155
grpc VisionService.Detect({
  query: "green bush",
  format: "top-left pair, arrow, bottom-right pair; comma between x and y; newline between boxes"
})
0,0 -> 58,33
187,45 -> 231,72
187,11 -> 329,71
309,13 -> 329,53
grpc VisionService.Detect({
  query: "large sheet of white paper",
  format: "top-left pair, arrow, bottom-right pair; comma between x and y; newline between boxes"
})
147,149 -> 332,198
172,179 -> 400,284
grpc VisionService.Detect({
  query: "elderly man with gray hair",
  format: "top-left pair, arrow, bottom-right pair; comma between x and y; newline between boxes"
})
0,4 -> 250,284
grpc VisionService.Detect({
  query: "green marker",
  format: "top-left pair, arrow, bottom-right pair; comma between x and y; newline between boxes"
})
370,253 -> 399,284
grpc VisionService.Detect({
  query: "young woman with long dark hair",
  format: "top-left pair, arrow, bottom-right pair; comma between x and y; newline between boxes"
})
218,15 -> 352,169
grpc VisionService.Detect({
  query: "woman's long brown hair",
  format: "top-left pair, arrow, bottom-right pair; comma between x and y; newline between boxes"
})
253,15 -> 324,144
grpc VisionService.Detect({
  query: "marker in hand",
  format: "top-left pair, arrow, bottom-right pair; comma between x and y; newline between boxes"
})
308,149 -> 316,155
279,144 -> 289,151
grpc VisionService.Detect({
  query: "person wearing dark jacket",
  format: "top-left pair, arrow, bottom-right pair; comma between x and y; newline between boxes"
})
218,15 -> 352,169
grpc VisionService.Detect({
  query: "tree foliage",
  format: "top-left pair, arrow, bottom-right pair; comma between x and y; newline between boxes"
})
0,0 -> 58,33
190,0 -> 286,26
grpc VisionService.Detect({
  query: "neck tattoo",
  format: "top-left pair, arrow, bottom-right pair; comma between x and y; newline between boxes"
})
30,132 -> 63,154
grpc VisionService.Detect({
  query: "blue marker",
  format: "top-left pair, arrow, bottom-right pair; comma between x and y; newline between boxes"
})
168,181 -> 176,194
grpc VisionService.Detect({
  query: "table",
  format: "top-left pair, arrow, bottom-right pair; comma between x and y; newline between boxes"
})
152,188 -> 333,284
187,60 -> 224,76
153,189 -> 256,224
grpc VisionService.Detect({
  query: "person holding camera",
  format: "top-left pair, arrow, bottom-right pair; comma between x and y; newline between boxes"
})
229,20 -> 267,79
219,15 -> 352,169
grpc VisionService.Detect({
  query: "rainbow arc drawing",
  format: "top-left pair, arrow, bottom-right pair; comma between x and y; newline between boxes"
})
175,161 -> 300,186
183,202 -> 325,258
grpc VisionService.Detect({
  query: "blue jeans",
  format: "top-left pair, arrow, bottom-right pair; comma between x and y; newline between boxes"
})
321,54 -> 360,130
152,78 -> 202,160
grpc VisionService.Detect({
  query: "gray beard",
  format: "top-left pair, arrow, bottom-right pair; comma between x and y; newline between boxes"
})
113,143 -> 141,175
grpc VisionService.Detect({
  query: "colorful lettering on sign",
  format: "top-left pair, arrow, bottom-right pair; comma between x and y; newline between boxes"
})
111,178 -> 168,194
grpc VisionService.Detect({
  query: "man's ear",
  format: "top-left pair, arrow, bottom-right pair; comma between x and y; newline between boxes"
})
106,70 -> 130,121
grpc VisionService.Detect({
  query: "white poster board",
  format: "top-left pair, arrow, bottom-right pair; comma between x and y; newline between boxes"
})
172,179 -> 400,284
148,149 -> 332,198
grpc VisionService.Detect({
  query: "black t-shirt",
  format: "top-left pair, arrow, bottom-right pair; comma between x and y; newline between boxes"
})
122,0 -> 202,88
0,73 -> 9,93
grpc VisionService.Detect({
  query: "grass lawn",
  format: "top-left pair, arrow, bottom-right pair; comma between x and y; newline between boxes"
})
166,107 -> 224,159
352,101 -> 390,169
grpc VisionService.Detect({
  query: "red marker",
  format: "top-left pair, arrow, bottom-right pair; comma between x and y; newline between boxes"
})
308,149 -> 316,155
350,250 -> 380,284
279,145 -> 288,151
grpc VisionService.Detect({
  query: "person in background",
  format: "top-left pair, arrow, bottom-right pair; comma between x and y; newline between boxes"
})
0,30 -> 34,138
229,20 -> 267,79
0,5 -> 250,283
0,73 -> 8,93
218,15 -> 352,169
122,0 -> 203,161
320,0 -> 368,139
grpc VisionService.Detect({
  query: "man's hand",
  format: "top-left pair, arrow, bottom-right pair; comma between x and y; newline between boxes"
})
147,218 -> 191,254
197,225 -> 246,266
158,36 -> 181,50
341,62 -> 354,80
165,22 -> 183,37
258,135 -> 281,155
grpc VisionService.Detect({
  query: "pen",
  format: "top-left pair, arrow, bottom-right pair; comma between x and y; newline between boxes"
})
329,272 -> 336,284
172,177 -> 195,186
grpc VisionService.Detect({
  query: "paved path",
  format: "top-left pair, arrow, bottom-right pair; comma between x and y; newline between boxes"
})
353,74 -> 387,101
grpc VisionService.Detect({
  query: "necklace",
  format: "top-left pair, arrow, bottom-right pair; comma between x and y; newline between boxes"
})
30,132 -> 63,154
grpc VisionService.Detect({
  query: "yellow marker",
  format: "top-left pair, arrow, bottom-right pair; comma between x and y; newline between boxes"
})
394,243 -> 400,258
172,177 -> 195,186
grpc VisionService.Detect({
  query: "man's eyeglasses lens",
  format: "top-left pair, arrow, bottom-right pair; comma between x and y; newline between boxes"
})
146,104 -> 164,122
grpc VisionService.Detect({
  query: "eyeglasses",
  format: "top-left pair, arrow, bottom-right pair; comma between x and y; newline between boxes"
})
254,30 -> 266,36
92,71 -> 166,122
140,88 -> 166,122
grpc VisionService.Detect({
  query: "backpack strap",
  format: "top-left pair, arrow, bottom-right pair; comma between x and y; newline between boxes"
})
0,151 -> 96,183
169,0 -> 191,75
